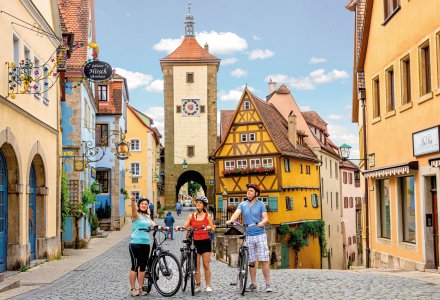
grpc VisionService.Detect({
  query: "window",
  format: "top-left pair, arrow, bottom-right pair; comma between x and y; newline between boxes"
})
300,164 -> 303,174
336,192 -> 339,209
349,173 -> 353,184
285,196 -> 293,210
132,178 -> 138,184
284,158 -> 291,172
355,171 -> 361,187
257,197 -> 268,205
343,172 -> 347,184
420,42 -> 431,95
262,158 -> 273,168
378,179 -> 391,238
330,160 -> 332,177
237,160 -> 247,169
373,76 -> 381,118
386,67 -> 395,111
176,105 -> 182,113
228,197 -> 240,206
243,100 -> 250,110
349,197 -> 354,208
13,33 -> 20,65
401,55 -> 411,104
131,191 -> 140,200
249,133 -> 256,142
311,194 -> 319,208
96,171 -> 109,193
200,105 -> 205,113
304,197 -> 307,207
224,161 -> 235,171
67,180 -> 79,202
98,85 -> 108,101
306,165 -> 311,174
240,134 -> 247,142
344,197 -> 348,208
384,0 -> 399,20
348,237 -> 352,245
131,163 -> 140,176
331,192 -> 333,210
250,158 -> 260,168
335,162 -> 338,179
187,146 -> 195,157
400,176 -> 415,243
186,72 -> 194,83
130,139 -> 140,151
96,124 -> 109,146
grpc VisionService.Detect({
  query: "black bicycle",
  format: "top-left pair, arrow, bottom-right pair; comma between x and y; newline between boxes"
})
139,226 -> 182,297
228,222 -> 258,295
177,226 -> 206,296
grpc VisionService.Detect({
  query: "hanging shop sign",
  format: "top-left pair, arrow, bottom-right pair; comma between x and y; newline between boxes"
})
83,60 -> 113,82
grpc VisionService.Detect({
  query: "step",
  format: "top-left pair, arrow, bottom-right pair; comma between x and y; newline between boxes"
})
30,259 -> 46,269
93,231 -> 110,238
0,276 -> 20,293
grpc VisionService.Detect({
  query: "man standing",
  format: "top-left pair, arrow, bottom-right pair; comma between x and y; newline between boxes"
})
176,199 -> 183,218
226,183 -> 272,293
149,201 -> 154,221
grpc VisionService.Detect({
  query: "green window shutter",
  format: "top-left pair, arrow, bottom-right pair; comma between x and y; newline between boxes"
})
217,196 -> 223,212
268,196 -> 278,212
290,197 -> 294,210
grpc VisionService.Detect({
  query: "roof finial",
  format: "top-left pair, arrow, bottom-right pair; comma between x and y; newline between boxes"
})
185,0 -> 195,37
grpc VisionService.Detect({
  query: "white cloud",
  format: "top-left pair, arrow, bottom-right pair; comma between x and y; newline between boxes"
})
345,104 -> 352,110
153,31 -> 248,55
115,67 -> 162,93
219,85 -> 255,102
329,114 -> 342,120
114,67 -> 153,90
265,68 -> 349,91
231,68 -> 248,78
222,57 -> 238,65
309,57 -> 326,64
327,123 -> 359,156
252,35 -> 261,41
146,80 -> 163,93
300,106 -> 311,112
143,106 -> 164,142
249,49 -> 274,60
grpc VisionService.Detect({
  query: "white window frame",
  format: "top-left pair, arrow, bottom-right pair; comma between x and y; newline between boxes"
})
249,158 -> 260,169
240,134 -> 247,142
249,133 -> 256,142
257,197 -> 268,205
224,160 -> 235,171
131,191 -> 140,200
131,162 -> 141,177
228,197 -> 240,206
243,100 -> 250,110
236,160 -> 247,169
262,158 -> 273,168
130,139 -> 141,151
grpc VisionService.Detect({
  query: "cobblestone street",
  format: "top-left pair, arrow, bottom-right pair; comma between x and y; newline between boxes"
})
12,211 -> 440,300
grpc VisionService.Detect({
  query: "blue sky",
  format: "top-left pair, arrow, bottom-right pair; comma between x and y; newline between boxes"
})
95,0 -> 359,157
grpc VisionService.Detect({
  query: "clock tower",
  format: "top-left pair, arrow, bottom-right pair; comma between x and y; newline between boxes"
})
160,3 -> 220,208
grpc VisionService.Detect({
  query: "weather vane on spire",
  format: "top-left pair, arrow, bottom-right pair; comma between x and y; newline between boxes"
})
185,0 -> 195,36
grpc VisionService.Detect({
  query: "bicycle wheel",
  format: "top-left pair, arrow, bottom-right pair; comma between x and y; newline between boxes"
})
152,252 -> 182,297
190,250 -> 196,296
238,248 -> 249,295
143,270 -> 153,294
180,254 -> 188,292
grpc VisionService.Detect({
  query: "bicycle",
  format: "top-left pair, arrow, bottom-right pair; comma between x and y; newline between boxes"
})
228,222 -> 258,295
177,226 -> 206,296
139,226 -> 182,297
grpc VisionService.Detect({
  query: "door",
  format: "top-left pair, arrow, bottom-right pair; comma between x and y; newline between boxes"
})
433,192 -> 438,268
0,152 -> 7,272
29,163 -> 36,261
281,244 -> 289,269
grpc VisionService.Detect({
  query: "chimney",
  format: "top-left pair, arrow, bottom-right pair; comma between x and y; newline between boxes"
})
268,78 -> 277,93
204,43 -> 209,52
288,111 -> 297,147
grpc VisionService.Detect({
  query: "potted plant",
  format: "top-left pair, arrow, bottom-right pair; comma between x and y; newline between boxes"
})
157,209 -> 165,219
89,213 -> 99,235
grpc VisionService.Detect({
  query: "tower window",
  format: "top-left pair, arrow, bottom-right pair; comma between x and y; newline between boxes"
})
200,105 -> 205,113
176,105 -> 182,113
187,145 -> 195,157
186,72 -> 194,83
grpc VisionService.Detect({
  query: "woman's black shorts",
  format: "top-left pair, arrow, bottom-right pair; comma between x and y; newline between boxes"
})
129,243 -> 150,272
194,238 -> 212,254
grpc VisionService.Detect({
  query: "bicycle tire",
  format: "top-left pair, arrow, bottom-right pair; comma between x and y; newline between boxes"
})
181,254 -> 188,292
190,250 -> 196,296
152,252 -> 182,297
238,248 -> 249,295
143,270 -> 153,294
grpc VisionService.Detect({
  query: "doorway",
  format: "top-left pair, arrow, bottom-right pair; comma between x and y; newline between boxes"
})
431,176 -> 438,268
0,151 -> 7,272
29,163 -> 36,260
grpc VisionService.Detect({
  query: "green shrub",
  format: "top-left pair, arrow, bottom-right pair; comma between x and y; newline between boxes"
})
89,213 -> 99,231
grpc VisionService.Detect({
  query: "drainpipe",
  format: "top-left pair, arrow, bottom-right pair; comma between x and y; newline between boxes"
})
317,159 -> 323,269
359,88 -> 370,268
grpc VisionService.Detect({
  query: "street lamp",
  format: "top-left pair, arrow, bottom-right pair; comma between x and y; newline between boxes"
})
182,159 -> 188,169
339,143 -> 352,160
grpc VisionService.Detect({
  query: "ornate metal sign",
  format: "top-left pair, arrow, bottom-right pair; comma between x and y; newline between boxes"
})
83,60 -> 113,82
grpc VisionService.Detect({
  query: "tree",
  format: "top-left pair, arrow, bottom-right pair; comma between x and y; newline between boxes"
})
188,181 -> 201,197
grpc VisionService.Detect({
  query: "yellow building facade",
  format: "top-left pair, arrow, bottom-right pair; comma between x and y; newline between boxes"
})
125,106 -> 160,217
349,0 -> 440,270
213,88 -> 322,268
0,0 -> 62,272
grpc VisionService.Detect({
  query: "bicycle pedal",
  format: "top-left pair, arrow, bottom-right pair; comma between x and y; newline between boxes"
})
230,282 -> 237,286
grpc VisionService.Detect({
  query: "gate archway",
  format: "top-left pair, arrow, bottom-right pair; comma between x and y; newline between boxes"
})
176,171 -> 207,202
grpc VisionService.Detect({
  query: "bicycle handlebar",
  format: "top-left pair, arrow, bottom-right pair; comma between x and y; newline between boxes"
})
176,226 -> 206,232
228,222 -> 258,228
139,226 -> 169,232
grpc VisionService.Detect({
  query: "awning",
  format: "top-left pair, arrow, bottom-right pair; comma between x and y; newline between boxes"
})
429,157 -> 440,168
363,161 -> 418,179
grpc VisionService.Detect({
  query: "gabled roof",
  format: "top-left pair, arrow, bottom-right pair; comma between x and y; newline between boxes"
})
127,105 -> 160,144
302,111 -> 328,135
212,88 -> 318,162
160,37 -> 220,63
220,110 -> 235,142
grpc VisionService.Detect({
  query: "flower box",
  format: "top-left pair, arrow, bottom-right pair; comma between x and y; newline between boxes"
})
223,167 -> 275,176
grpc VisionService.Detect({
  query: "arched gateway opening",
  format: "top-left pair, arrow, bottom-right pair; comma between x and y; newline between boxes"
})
176,170 -> 206,202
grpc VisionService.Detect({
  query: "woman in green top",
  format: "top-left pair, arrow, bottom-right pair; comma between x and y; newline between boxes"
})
129,194 -> 161,297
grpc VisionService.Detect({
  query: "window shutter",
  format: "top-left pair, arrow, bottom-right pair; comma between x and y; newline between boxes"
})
217,196 -> 223,212
268,196 -> 278,212
290,197 -> 293,210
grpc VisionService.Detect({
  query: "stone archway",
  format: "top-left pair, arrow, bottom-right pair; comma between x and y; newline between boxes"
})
176,170 -> 207,201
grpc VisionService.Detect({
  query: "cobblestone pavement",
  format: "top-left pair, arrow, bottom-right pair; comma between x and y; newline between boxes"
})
13,211 -> 440,300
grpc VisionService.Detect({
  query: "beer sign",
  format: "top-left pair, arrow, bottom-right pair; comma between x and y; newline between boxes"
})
83,60 -> 113,82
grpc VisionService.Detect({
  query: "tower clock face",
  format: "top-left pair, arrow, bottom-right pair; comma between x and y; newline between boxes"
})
182,99 -> 200,116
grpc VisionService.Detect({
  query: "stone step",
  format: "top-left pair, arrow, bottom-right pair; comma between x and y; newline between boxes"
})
30,259 -> 46,269
93,231 -> 110,238
0,276 -> 20,293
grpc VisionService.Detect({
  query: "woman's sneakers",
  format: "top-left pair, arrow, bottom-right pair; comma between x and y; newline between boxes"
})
206,286 -> 213,292
130,288 -> 139,297
194,283 -> 202,293
264,284 -> 273,292
139,288 -> 148,296
246,283 -> 257,292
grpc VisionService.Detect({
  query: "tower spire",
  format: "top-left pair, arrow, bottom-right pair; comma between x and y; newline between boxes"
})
184,0 -> 195,37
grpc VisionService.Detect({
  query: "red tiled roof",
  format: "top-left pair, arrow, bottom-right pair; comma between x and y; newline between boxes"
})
276,84 -> 290,94
220,110 -> 235,142
161,37 -> 220,62
302,111 -> 328,134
